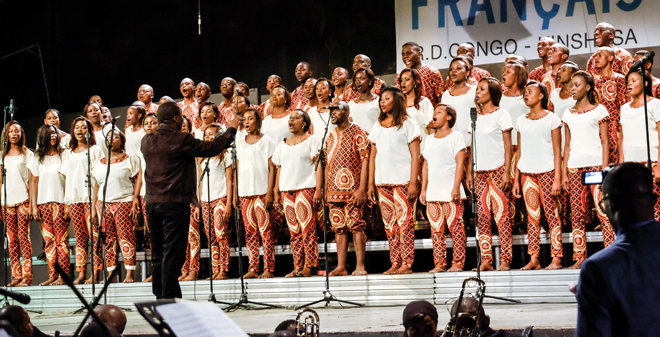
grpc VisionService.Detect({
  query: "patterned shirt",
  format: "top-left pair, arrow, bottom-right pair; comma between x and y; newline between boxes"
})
587,47 -> 634,76
396,64 -> 444,107
291,87 -> 309,111
145,103 -> 158,115
529,65 -> 550,83
595,73 -> 628,126
337,78 -> 386,103
178,101 -> 200,130
325,123 -> 370,202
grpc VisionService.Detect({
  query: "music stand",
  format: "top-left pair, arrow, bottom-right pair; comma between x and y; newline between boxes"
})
134,299 -> 177,337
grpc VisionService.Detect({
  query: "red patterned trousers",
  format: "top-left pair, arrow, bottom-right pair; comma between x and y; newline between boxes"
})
655,180 -> 660,221
2,201 -> 32,280
329,202 -> 366,234
426,200 -> 466,267
376,184 -> 416,267
39,203 -> 70,278
474,166 -> 512,264
282,188 -> 318,269
181,204 -> 201,276
69,203 -> 91,272
93,201 -> 136,271
567,166 -> 616,260
240,195 -> 275,272
201,197 -> 230,273
520,171 -> 563,258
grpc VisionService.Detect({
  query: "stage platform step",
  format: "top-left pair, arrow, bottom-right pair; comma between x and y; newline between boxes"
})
14,269 -> 579,313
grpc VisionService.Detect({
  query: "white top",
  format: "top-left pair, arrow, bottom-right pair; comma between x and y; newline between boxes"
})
515,113 -> 562,173
194,124 -> 226,141
93,124 -> 121,157
347,99 -> 380,134
308,107 -> 337,143
91,155 -> 140,203
368,118 -> 421,185
27,154 -> 65,205
422,132 -> 466,202
59,146 -> 104,204
441,87 -> 476,146
562,105 -> 610,169
620,98 -> 660,162
406,97 -> 434,151
1,151 -> 33,206
261,114 -> 293,145
125,127 -> 146,156
469,108 -> 513,171
271,136 -> 321,191
549,88 -> 576,151
237,134 -> 276,197
138,148 -> 147,197
200,155 -> 232,201
60,134 -> 71,150
499,95 -> 527,146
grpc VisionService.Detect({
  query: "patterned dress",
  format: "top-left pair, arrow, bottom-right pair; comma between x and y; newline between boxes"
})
594,73 -> 629,163
587,47 -> 634,76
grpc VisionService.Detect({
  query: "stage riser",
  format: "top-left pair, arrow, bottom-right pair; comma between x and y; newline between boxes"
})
14,270 -> 579,313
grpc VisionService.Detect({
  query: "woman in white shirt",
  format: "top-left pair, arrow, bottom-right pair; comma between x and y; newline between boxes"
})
237,108 -> 278,279
511,81 -> 564,271
261,85 -> 293,144
83,102 -> 118,157
466,77 -> 514,272
124,105 -> 146,156
619,70 -> 660,220
194,102 -> 219,140
272,110 -> 321,278
138,113 -> 158,283
441,56 -> 476,149
367,87 -> 421,275
419,104 -> 467,273
309,78 -> 337,141
90,130 -> 141,283
198,123 -> 233,280
561,70 -> 615,269
347,68 -> 380,133
59,117 -> 104,284
28,124 -> 69,286
398,68 -> 434,151
1,121 -> 34,287
43,109 -> 70,150
501,62 -> 529,149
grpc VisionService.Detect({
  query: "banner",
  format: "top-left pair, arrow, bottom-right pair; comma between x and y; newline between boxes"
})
395,0 -> 657,71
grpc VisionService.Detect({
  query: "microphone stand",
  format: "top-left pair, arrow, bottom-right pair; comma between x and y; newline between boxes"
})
85,131 -> 95,297
1,101 -> 14,297
200,156 -> 231,306
641,64 -> 653,169
296,110 -> 363,310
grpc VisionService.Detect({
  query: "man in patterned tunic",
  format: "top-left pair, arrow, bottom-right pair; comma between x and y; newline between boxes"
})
339,55 -> 386,103
137,84 -> 158,114
539,43 -> 570,93
292,62 -> 313,110
528,37 -> 555,83
177,78 -> 200,130
218,77 -> 237,111
399,42 -> 444,106
586,22 -> 633,77
324,102 -> 371,276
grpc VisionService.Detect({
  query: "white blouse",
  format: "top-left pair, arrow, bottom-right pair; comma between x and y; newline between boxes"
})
469,108 -> 513,171
271,136 -> 321,192
549,89 -> 576,151
308,106 -> 337,143
60,146 -> 104,205
91,155 -> 140,203
93,124 -> 121,157
368,118 -> 421,185
27,154 -> 65,205
125,127 -> 146,156
499,95 -> 528,146
406,97 -> 434,151
262,114 -> 293,145
200,155 -> 232,202
441,87 -> 476,146
237,134 -> 276,197
422,132 -> 466,202
1,150 -> 33,206
515,113 -> 562,174
562,105 -> 610,169
620,98 -> 660,162
347,98 -> 380,134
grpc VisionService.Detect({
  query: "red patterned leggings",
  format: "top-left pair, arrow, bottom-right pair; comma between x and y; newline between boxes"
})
282,188 -> 318,269
376,184 -> 416,267
426,200 -> 466,267
520,171 -> 563,258
39,203 -> 70,278
93,201 -> 136,271
3,201 -> 32,280
241,195 -> 275,273
201,197 -> 230,273
567,166 -> 616,260
474,166 -> 512,264
69,203 -> 91,272
181,204 -> 201,276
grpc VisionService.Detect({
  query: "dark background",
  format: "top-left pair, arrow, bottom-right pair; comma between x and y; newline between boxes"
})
0,0 -> 397,120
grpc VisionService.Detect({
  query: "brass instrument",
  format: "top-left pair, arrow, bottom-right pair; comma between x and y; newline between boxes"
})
441,277 -> 486,337
296,307 -> 320,337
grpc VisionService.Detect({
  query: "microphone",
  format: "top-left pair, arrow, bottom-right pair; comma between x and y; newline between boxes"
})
321,106 -> 341,110
7,99 -> 15,119
85,131 -> 90,140
470,107 -> 478,123
211,130 -> 225,140
111,116 -> 121,121
630,51 -> 655,72
0,288 -> 30,305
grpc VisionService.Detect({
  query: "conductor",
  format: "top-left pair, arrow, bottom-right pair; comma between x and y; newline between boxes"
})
141,102 -> 240,298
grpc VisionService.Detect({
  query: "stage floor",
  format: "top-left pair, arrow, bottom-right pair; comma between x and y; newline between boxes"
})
30,303 -> 577,336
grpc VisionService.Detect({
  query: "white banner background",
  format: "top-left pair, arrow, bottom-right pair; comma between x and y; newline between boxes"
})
396,0 -> 658,72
